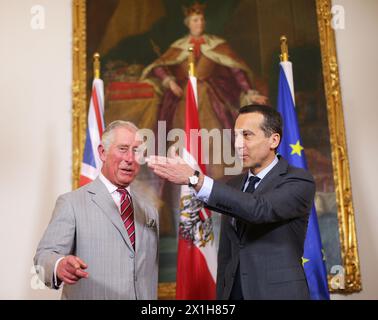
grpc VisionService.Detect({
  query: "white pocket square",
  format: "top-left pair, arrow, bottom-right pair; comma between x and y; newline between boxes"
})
146,218 -> 157,228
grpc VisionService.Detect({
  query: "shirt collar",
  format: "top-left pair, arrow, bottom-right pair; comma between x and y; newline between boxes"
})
248,156 -> 279,181
99,172 -> 131,194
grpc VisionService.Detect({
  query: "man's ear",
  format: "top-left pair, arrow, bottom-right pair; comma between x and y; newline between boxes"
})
270,133 -> 281,150
98,144 -> 106,162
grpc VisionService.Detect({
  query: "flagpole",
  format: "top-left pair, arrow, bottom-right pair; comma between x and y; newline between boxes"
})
188,47 -> 195,77
279,36 -> 295,104
93,52 -> 100,79
280,36 -> 289,62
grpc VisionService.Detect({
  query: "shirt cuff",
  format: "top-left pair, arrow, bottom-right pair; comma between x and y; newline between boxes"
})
195,175 -> 214,203
53,257 -> 65,289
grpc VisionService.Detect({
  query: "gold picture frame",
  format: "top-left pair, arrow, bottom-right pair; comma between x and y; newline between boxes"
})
72,0 -> 361,297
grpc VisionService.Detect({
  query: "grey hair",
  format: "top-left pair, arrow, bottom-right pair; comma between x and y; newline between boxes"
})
101,120 -> 139,151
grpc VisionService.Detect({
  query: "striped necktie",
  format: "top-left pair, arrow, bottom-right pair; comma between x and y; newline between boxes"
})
117,188 -> 135,250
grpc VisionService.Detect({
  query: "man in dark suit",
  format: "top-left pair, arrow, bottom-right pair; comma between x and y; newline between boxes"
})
147,104 -> 315,300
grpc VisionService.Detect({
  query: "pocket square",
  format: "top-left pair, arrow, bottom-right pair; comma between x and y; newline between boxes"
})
146,218 -> 156,228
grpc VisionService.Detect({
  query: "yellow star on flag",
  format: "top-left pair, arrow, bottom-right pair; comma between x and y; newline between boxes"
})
290,140 -> 304,156
302,257 -> 309,266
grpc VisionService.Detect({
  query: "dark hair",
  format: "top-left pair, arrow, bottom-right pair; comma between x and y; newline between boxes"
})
238,104 -> 283,140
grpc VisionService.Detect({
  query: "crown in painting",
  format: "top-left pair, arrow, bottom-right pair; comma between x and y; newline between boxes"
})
183,1 -> 207,17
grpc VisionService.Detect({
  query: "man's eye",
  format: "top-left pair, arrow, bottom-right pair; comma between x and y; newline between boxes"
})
119,147 -> 128,152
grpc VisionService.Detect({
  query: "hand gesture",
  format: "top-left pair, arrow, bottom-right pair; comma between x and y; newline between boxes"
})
56,255 -> 89,285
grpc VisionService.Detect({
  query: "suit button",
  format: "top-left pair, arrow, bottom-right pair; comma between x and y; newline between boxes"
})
130,253 -> 134,258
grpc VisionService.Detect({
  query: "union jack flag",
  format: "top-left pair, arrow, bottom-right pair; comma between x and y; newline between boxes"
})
79,78 -> 105,186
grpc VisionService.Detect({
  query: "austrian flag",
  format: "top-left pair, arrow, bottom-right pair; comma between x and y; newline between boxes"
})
176,75 -> 217,299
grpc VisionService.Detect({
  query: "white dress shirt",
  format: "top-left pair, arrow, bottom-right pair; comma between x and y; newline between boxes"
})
98,172 -> 131,212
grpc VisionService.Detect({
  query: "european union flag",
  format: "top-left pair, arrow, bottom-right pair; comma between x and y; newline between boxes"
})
277,62 -> 330,300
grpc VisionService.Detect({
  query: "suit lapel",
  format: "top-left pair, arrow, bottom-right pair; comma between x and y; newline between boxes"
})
130,187 -> 146,255
252,157 -> 288,196
88,178 -> 134,252
239,157 -> 289,240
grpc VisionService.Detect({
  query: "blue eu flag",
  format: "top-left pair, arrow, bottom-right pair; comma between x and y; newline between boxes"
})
277,62 -> 330,300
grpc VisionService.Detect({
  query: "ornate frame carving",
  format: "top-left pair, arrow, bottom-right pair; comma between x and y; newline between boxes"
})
316,0 -> 361,293
72,0 -> 361,296
72,0 -> 87,190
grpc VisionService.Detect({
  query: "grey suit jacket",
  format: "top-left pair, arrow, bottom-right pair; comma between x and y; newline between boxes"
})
34,177 -> 159,300
206,157 -> 315,300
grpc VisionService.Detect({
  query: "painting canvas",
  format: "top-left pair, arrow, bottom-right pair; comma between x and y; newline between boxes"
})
76,0 -> 360,294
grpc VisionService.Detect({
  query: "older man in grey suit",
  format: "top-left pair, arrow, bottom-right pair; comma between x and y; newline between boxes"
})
34,120 -> 159,299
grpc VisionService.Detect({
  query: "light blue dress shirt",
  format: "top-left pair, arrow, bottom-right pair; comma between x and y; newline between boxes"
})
196,156 -> 279,202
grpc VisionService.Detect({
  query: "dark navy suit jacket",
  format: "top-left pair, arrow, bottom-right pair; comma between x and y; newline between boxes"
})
206,157 -> 315,300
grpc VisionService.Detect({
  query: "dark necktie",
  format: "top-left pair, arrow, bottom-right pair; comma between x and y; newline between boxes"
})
117,188 -> 135,250
236,176 -> 261,236
244,176 -> 261,193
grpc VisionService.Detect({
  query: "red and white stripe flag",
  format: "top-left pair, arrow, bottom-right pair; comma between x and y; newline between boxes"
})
79,78 -> 105,186
176,75 -> 217,299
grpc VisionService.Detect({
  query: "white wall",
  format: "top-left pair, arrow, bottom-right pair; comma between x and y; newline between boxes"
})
0,0 -> 72,299
331,0 -> 378,300
0,0 -> 377,300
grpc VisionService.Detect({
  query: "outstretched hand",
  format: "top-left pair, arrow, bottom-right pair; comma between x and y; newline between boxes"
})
146,149 -> 196,185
